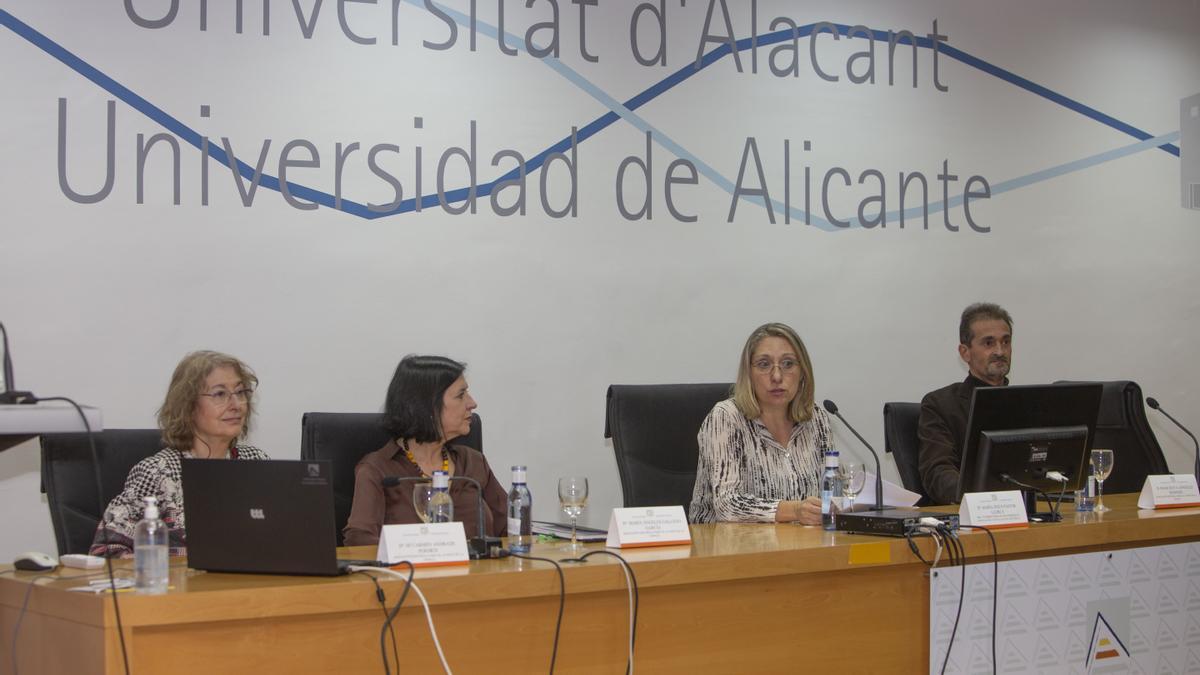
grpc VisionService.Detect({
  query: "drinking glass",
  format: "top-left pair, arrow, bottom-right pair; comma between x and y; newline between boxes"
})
1091,448 -> 1114,513
412,482 -> 434,523
558,476 -> 589,551
839,461 -> 867,512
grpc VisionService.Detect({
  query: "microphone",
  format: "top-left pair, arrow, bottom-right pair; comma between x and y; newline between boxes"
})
0,322 -> 35,405
1146,396 -> 1200,484
821,399 -> 884,511
382,474 -> 505,559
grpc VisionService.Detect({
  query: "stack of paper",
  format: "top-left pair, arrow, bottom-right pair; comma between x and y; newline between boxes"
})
532,521 -> 608,542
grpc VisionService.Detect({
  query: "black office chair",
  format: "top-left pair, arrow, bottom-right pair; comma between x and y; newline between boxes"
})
1055,380 -> 1168,494
299,412 -> 482,546
882,402 -> 930,506
40,429 -> 164,555
604,383 -> 732,511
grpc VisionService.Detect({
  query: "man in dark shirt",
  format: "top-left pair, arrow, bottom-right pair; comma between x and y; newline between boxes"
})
918,303 -> 1012,504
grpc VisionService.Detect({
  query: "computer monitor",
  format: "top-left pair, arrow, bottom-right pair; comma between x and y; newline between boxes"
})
957,383 -> 1103,500
972,424 -> 1090,494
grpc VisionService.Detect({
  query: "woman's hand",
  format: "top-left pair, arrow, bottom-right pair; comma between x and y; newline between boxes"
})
776,497 -> 823,526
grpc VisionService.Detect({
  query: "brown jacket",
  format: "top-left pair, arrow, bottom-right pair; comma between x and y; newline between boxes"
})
917,374 -> 1002,505
343,440 -> 509,546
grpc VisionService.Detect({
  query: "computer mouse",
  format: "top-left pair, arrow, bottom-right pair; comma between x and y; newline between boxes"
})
13,551 -> 59,572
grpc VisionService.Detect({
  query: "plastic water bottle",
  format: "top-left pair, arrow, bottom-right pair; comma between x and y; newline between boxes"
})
821,450 -> 842,531
134,496 -> 169,595
507,465 -> 533,553
426,470 -> 454,523
1077,463 -> 1097,512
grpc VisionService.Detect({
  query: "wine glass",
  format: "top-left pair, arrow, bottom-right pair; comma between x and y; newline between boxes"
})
839,461 -> 867,512
1091,449 -> 1114,513
558,476 -> 589,551
412,482 -> 434,523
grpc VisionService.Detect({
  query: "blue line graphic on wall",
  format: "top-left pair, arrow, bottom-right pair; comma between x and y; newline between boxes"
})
0,7 -> 1181,226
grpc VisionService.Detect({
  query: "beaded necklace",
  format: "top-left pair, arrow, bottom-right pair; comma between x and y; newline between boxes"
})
404,444 -> 450,478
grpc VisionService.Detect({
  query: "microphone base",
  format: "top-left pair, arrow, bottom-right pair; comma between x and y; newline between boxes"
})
468,536 -> 507,559
0,390 -> 37,405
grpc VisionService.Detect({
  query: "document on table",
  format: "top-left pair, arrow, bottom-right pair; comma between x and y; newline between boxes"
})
854,472 -> 921,508
532,520 -> 608,542
66,578 -> 136,593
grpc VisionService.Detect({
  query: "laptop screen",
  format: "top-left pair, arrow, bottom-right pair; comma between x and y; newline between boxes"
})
182,458 -> 342,575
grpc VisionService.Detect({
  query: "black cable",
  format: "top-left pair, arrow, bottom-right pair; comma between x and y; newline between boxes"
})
34,396 -> 130,675
904,529 -> 934,566
378,561 -> 416,675
939,542 -> 966,675
1032,477 -> 1069,520
958,525 -> 999,675
511,553 -> 566,675
1052,480 -> 1067,519
949,531 -> 970,661
1000,474 -> 1057,520
560,550 -> 639,675
944,530 -> 958,567
355,571 -> 400,673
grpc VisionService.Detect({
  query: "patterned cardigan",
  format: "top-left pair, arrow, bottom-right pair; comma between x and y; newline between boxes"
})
89,444 -> 269,558
688,399 -> 833,523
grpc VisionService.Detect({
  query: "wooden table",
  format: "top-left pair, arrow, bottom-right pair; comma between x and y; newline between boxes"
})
4,493 -> 1199,674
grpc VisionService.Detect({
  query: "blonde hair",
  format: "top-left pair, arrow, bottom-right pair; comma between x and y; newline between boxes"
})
731,323 -> 815,423
157,351 -> 257,450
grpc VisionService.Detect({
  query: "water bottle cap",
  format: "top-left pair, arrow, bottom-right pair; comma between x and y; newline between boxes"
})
432,470 -> 449,488
143,495 -> 160,519
511,466 -> 527,483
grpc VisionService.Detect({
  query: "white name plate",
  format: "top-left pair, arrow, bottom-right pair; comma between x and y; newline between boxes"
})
605,505 -> 692,549
1138,474 -> 1200,509
959,490 -> 1028,528
376,521 -> 469,567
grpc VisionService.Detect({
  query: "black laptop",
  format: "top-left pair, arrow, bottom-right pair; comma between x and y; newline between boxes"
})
182,458 -> 375,576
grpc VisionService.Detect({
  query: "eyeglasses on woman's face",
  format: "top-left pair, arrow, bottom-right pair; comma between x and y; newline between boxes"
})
199,387 -> 253,408
751,358 -> 799,374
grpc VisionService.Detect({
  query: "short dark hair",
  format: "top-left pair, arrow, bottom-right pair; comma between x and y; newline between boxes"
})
380,355 -> 466,443
959,302 -> 1013,345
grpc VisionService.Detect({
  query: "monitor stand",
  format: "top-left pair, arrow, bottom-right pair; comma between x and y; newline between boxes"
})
1024,489 -> 1063,522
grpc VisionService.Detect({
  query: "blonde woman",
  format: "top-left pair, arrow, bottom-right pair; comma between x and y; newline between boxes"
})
90,351 -> 269,557
689,323 -> 834,525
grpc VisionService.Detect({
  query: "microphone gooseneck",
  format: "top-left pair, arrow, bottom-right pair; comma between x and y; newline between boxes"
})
822,399 -> 884,511
1146,396 -> 1200,484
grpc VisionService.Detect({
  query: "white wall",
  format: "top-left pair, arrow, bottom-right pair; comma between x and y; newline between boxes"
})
2,0 -> 1198,560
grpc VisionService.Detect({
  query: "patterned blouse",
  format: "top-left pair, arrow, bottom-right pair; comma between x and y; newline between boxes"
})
689,399 -> 833,523
89,444 -> 269,558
